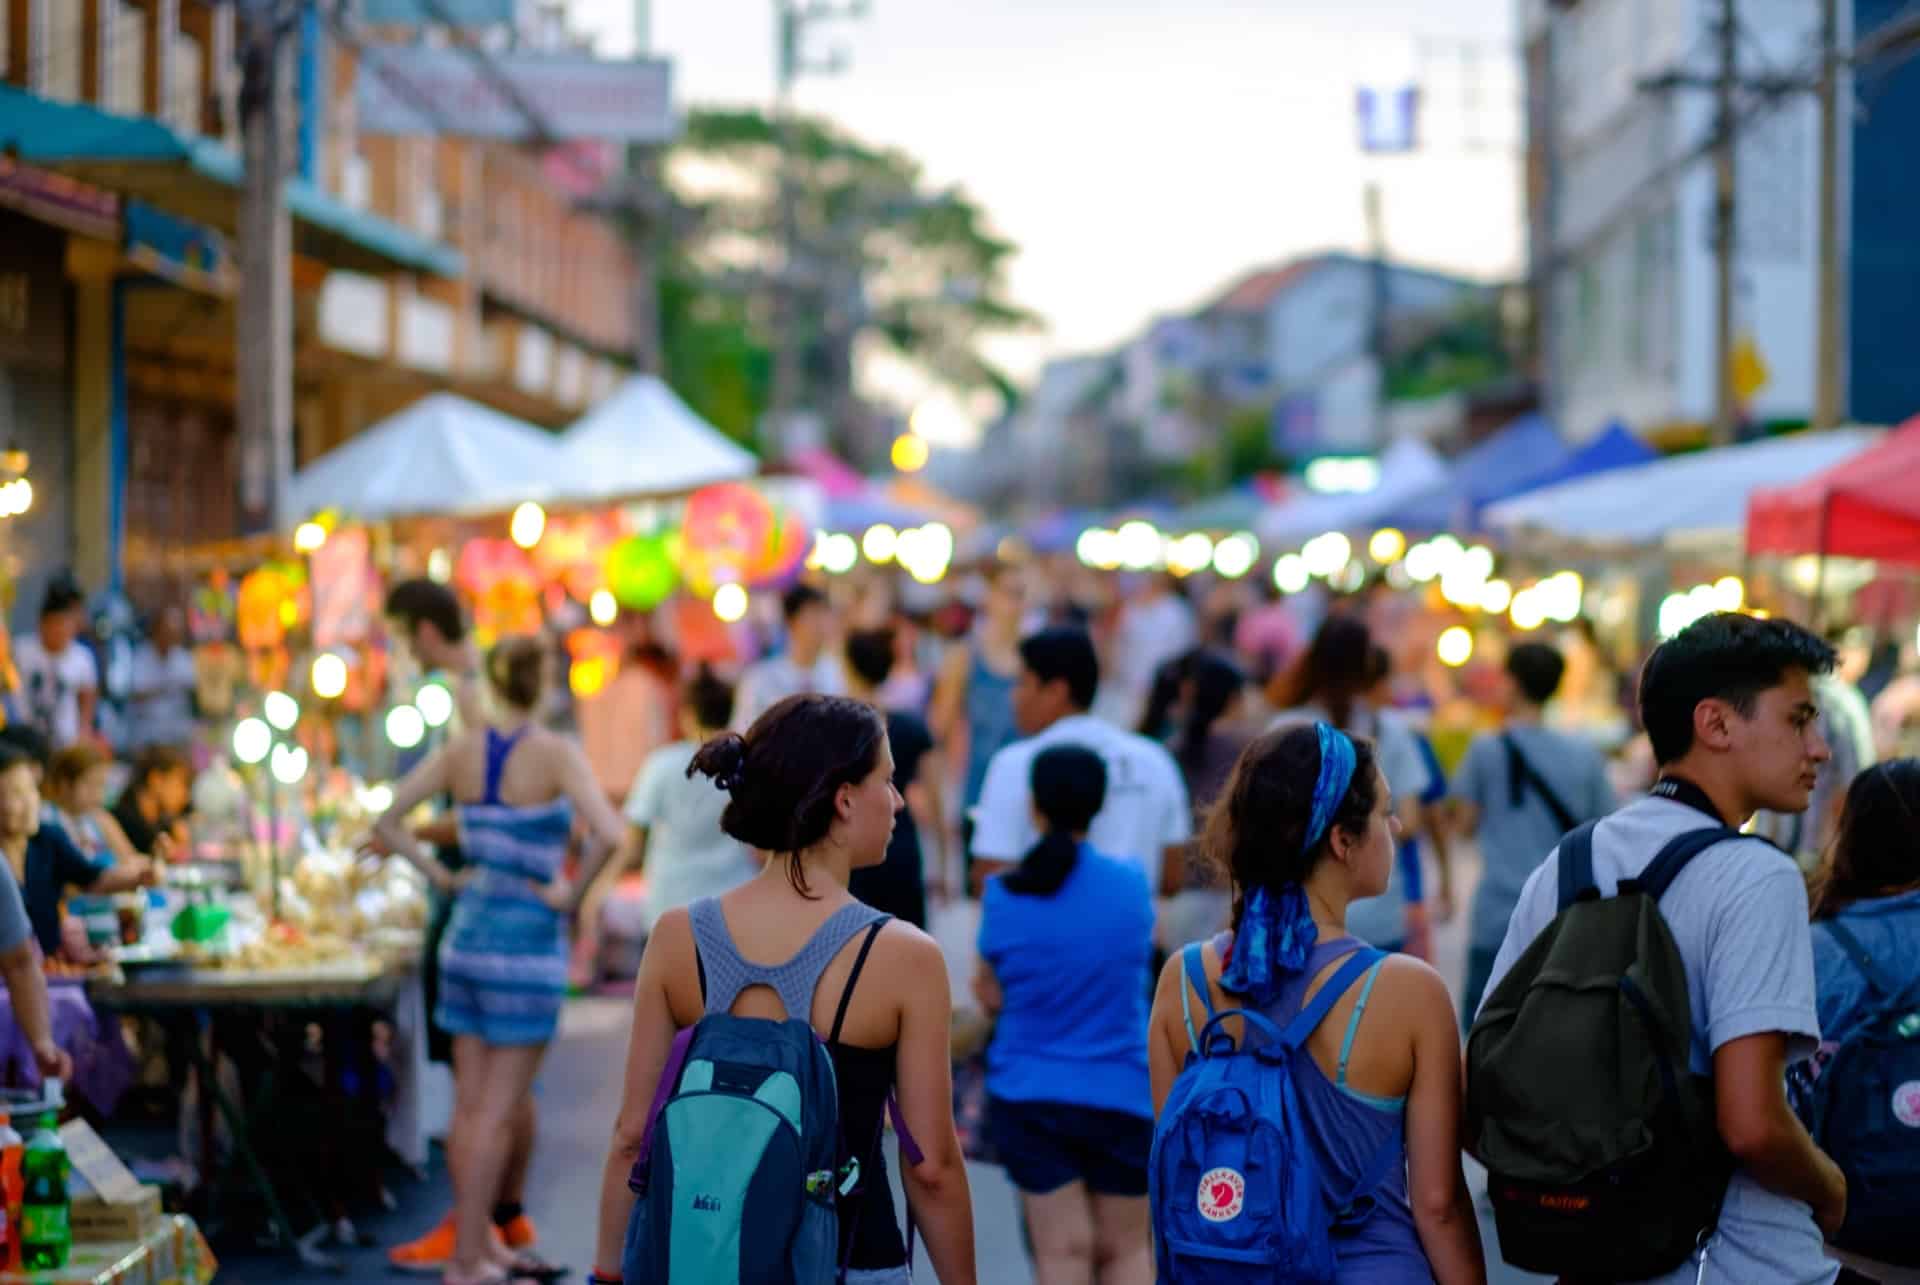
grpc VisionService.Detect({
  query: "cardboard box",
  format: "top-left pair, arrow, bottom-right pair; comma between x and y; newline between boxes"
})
70,1183 -> 162,1243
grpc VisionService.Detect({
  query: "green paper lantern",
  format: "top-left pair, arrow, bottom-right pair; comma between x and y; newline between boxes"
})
606,533 -> 679,610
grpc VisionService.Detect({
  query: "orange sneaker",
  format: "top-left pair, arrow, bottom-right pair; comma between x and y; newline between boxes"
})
498,1213 -> 538,1250
387,1212 -> 457,1274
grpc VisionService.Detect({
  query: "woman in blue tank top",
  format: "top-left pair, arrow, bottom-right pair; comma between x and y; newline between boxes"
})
1146,724 -> 1487,1284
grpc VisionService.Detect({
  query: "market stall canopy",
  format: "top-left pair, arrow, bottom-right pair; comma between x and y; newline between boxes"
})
551,376 -> 758,502
780,447 -> 868,500
1512,421 -> 1656,496
1256,438 -> 1449,547
289,393 -> 566,521
1388,414 -> 1570,533
1485,429 -> 1878,546
1746,416 -> 1920,566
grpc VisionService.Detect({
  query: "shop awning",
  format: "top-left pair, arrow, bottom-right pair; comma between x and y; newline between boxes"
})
1388,414 -> 1571,533
550,376 -> 758,503
1256,438 -> 1449,546
290,393 -> 565,521
1485,430 -> 1878,546
1746,416 -> 1920,566
0,84 -> 463,278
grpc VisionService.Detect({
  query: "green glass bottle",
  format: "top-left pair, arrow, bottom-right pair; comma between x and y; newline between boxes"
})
19,1111 -> 68,1270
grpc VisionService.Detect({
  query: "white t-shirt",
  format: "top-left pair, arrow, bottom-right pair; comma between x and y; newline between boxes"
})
14,636 -> 97,749
1483,795 -> 1831,1285
127,643 -> 197,749
970,713 -> 1192,887
624,740 -> 759,933
732,653 -> 845,731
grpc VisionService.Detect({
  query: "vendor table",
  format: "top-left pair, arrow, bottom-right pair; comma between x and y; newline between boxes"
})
87,950 -> 423,1273
0,1214 -> 215,1285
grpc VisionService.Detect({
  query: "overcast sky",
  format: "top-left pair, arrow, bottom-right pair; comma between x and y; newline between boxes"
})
571,0 -> 1525,421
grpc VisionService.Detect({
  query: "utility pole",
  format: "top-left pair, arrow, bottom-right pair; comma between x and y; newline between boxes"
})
765,0 -> 865,457
237,0 -> 295,533
1711,0 -> 1739,445
1364,182 -> 1390,446
1813,0 -> 1844,429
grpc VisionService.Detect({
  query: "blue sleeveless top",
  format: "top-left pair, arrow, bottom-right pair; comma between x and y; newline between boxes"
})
1204,932 -> 1434,1284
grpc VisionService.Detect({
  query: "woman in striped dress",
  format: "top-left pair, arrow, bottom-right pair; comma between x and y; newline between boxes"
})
377,637 -> 626,1285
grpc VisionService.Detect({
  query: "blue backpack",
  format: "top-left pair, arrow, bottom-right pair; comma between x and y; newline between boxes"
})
1791,919 -> 1920,1268
1150,942 -> 1401,1283
624,914 -> 915,1283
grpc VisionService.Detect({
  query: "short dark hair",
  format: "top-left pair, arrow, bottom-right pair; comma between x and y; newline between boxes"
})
0,724 -> 51,771
1019,627 -> 1099,711
1506,642 -> 1567,706
781,583 -> 828,623
844,628 -> 897,690
40,576 -> 83,619
385,578 -> 466,643
683,666 -> 735,732
1638,613 -> 1836,764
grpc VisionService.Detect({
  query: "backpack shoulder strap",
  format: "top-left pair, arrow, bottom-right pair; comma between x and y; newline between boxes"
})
1505,733 -> 1580,835
1279,947 -> 1382,1051
1180,942 -> 1218,1051
1824,918 -> 1900,1002
1554,821 -> 1602,913
1632,826 -> 1746,902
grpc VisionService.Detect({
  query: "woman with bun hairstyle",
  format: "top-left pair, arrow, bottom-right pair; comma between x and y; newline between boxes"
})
592,694 -> 977,1285
376,636 -> 627,1285
1147,724 -> 1484,1284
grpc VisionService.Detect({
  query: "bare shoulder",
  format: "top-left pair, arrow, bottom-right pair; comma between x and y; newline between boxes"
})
1372,953 -> 1458,1030
864,918 -> 948,996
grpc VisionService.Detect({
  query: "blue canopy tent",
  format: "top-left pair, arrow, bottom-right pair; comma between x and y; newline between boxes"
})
1505,420 -> 1655,497
1387,415 -> 1570,533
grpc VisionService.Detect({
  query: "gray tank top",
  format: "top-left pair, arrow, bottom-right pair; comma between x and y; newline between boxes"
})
688,897 -> 890,1023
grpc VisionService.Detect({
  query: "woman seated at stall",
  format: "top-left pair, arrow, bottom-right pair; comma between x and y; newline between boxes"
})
0,746 -> 156,959
44,745 -> 149,866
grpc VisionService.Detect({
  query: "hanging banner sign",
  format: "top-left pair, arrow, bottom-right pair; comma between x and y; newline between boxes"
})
356,48 -> 675,143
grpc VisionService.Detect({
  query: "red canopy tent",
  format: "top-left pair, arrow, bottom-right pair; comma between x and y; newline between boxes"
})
1746,418 -> 1920,565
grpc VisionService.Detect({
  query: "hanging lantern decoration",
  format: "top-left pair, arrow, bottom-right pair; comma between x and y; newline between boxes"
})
531,511 -> 623,602
456,539 -> 543,641
237,562 -> 306,651
605,531 -> 680,610
679,483 -> 779,597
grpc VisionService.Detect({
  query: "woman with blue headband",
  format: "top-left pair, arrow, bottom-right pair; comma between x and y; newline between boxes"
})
1147,723 -> 1485,1283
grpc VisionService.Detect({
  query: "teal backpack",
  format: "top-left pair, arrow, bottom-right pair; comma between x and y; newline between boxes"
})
623,902 -> 911,1283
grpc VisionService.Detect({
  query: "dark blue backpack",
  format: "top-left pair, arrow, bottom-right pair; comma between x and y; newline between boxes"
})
1791,918 -> 1920,1268
1149,943 -> 1401,1283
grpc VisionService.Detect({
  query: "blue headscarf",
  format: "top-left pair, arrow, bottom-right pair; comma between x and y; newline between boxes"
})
1220,722 -> 1357,1006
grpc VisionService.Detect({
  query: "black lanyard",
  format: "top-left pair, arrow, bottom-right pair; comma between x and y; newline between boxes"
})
1649,776 -> 1729,827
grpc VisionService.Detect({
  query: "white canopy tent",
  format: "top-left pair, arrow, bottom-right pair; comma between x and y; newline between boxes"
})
551,376 -> 758,503
288,392 -> 566,522
1256,438 -> 1449,547
1484,429 -> 1878,546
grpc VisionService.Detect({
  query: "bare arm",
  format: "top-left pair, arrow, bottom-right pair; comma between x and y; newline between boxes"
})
0,943 -> 66,1078
891,929 -> 977,1284
371,749 -> 462,892
1400,963 -> 1487,1285
93,810 -> 141,866
970,957 -> 1002,1017
593,909 -> 689,1277
87,857 -> 156,895
927,645 -> 971,746
1715,1032 -> 1847,1236
556,739 -> 630,910
1150,948 -> 1202,1114
908,746 -> 951,890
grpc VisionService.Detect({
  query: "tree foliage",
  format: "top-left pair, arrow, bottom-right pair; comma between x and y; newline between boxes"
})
656,108 -> 1035,449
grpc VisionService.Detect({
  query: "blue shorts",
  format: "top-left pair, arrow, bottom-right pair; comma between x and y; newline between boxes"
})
987,1097 -> 1152,1197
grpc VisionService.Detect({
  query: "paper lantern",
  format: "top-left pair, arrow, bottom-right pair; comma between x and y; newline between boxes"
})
606,533 -> 680,610
680,483 -> 778,595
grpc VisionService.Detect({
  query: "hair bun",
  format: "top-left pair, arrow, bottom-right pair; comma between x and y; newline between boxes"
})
689,731 -> 750,792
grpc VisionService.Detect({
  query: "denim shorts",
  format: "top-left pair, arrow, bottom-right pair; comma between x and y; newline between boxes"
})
844,1270 -> 911,1284
987,1097 -> 1153,1197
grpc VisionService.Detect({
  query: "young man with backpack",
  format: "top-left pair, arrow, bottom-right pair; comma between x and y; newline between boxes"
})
1449,641 -> 1616,1026
1466,613 -> 1852,1284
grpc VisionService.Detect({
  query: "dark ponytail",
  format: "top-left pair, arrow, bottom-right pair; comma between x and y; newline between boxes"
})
1176,650 -> 1247,774
1001,745 -> 1107,897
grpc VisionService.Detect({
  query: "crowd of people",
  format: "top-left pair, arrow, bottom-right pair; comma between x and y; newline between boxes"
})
392,557 -> 1905,1285
0,553 -> 1916,1284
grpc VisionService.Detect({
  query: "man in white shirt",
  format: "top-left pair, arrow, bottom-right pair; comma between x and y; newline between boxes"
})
971,627 -> 1192,896
1094,573 -> 1197,730
732,583 -> 844,731
127,607 -> 196,750
13,580 -> 96,750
